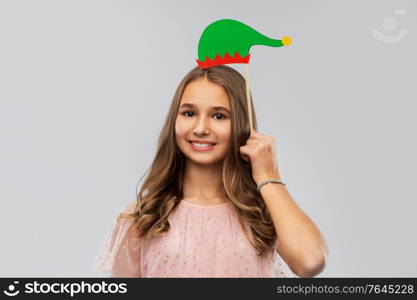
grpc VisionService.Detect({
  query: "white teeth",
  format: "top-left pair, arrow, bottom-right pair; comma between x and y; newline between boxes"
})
191,142 -> 214,148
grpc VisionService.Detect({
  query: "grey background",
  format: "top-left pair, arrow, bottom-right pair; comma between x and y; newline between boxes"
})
1,0 -> 416,277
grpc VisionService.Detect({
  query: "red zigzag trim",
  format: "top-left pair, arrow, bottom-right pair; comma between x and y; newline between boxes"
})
196,52 -> 251,68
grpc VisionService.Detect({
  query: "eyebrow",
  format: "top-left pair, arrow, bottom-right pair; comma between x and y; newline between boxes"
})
179,103 -> 230,114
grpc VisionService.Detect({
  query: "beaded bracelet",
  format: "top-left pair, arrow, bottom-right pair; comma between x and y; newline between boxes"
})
256,179 -> 286,192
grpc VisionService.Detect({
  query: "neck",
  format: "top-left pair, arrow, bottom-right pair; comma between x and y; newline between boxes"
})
182,159 -> 227,203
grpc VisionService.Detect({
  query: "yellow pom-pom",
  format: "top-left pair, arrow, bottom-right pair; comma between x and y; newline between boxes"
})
282,36 -> 292,46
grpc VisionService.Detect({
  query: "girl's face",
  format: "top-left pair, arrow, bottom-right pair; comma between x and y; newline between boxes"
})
175,77 -> 232,165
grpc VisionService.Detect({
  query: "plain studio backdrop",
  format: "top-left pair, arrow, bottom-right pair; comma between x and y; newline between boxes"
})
0,0 -> 416,277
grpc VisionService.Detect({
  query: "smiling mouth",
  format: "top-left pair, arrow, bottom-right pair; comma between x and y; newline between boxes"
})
188,141 -> 216,145
188,141 -> 217,150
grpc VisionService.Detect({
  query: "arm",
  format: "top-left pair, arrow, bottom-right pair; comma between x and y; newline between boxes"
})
93,201 -> 142,278
256,174 -> 329,278
239,130 -> 329,277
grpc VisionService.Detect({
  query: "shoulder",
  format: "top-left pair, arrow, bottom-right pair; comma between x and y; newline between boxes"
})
113,201 -> 138,226
119,200 -> 138,215
112,201 -> 139,236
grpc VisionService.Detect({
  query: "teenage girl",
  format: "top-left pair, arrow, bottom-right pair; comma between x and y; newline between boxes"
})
92,65 -> 328,278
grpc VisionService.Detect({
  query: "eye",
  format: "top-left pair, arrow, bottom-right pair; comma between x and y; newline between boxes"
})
182,111 -> 194,117
213,113 -> 226,120
181,111 -> 227,120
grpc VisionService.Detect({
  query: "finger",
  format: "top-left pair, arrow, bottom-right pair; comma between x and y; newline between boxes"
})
241,154 -> 250,162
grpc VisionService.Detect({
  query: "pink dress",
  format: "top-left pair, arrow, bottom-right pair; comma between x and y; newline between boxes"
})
92,200 -> 298,278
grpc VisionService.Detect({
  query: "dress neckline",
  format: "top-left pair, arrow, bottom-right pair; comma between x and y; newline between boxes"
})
180,199 -> 232,208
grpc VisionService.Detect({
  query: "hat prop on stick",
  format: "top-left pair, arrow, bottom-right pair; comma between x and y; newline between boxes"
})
196,19 -> 291,134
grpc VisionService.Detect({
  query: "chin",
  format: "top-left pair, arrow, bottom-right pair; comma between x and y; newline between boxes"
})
186,152 -> 225,165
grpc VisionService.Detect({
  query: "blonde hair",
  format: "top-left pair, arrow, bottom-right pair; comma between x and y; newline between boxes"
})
119,65 -> 276,257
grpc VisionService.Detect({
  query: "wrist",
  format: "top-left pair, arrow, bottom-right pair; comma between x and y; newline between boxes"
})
254,173 -> 281,185
256,178 -> 286,192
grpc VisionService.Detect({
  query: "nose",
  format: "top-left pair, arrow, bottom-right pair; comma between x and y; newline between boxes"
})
192,115 -> 210,135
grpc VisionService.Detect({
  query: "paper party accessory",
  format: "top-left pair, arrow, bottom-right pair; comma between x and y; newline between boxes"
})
195,19 -> 291,133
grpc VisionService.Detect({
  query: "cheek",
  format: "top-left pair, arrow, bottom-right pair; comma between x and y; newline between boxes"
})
175,119 -> 187,138
217,123 -> 231,144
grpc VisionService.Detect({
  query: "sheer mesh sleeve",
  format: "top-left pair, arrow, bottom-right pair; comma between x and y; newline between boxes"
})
92,201 -> 141,277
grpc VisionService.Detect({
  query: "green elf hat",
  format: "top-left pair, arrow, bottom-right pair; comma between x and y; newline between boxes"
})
196,19 -> 291,68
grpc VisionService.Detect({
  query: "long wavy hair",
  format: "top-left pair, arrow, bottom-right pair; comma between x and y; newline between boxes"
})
119,65 -> 276,257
